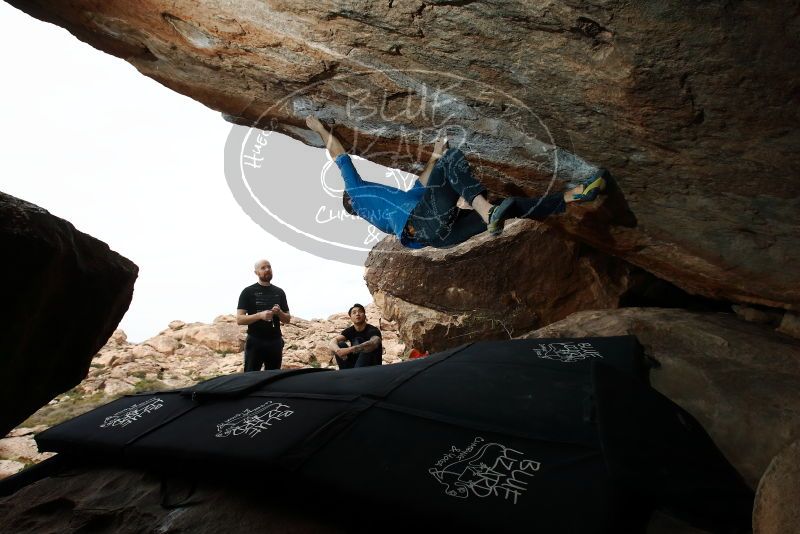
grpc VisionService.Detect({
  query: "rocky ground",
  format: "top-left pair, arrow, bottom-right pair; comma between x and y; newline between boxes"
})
0,304 -> 404,479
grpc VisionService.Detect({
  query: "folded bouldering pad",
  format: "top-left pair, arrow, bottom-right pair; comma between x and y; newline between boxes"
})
34,336 -> 752,533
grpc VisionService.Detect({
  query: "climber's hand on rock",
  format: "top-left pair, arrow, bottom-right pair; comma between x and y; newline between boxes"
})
305,115 -> 325,132
432,136 -> 448,159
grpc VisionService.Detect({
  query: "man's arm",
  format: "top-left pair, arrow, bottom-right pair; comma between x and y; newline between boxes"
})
236,309 -> 270,325
306,116 -> 346,159
272,305 -> 291,324
349,335 -> 382,354
417,137 -> 448,187
329,334 -> 349,358
274,291 -> 291,324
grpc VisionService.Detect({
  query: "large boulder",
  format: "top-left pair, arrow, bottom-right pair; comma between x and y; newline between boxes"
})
180,322 -> 246,354
368,219 -> 668,351
0,192 -> 137,436
6,0 -> 799,309
143,334 -> 180,355
524,307 -> 800,488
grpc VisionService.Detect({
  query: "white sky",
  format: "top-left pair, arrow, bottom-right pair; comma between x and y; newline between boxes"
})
0,3 -> 373,342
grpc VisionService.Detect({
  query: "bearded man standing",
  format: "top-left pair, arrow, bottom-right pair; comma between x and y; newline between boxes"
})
236,259 -> 291,371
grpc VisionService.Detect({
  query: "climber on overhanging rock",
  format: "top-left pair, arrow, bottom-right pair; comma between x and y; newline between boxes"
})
305,116 -> 609,248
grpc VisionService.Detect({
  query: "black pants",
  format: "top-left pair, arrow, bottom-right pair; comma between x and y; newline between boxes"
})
408,148 -> 488,248
408,149 -> 566,247
244,335 -> 284,371
335,342 -> 382,370
496,193 -> 566,221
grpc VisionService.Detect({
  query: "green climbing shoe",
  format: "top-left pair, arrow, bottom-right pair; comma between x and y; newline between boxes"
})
487,198 -> 515,236
573,169 -> 609,202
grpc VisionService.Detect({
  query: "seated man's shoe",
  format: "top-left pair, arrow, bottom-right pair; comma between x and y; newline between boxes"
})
487,197 -> 515,236
573,169 -> 609,202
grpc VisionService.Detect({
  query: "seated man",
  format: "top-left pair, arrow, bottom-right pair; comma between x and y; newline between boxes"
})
328,304 -> 382,369
305,116 -> 608,248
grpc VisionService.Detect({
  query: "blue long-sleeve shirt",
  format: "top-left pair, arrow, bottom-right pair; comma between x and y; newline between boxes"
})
335,154 -> 426,248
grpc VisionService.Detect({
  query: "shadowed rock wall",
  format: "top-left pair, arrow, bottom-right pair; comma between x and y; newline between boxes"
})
524,307 -> 800,488
0,193 -> 138,436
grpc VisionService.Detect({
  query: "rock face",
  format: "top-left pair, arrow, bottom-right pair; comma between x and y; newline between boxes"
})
753,439 -> 800,534
0,192 -> 138,437
0,426 -> 54,480
0,467 -> 345,534
524,308 -> 800,488
7,0 -> 799,310
367,219 -> 653,351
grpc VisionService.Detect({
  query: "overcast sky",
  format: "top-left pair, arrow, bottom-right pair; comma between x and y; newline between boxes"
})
0,3 -> 374,341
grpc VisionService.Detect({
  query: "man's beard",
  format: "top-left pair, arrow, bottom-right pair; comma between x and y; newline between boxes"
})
259,274 -> 272,283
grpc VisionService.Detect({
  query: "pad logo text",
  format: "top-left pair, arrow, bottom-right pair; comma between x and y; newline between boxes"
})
100,398 -> 164,429
532,342 -> 602,363
215,401 -> 293,438
429,437 -> 540,504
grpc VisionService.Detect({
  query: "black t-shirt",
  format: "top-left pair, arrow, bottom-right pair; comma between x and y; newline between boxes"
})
237,283 -> 289,339
341,323 -> 382,361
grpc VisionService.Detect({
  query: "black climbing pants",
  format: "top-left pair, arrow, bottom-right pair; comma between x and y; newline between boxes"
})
407,148 -> 567,248
244,335 -> 284,371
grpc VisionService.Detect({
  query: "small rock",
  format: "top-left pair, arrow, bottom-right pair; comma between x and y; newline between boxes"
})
102,379 -> 136,397
131,345 -> 158,359
0,429 -> 55,475
753,439 -> 800,534
6,425 -> 46,438
94,350 -> 117,366
732,305 -> 782,326
777,312 -> 800,339
109,329 -> 127,345
0,459 -> 25,480
144,335 -> 179,355
312,346 -> 334,367
174,345 -> 215,358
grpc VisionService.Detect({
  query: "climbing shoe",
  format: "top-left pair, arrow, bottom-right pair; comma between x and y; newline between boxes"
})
573,169 -> 609,202
487,197 -> 515,236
